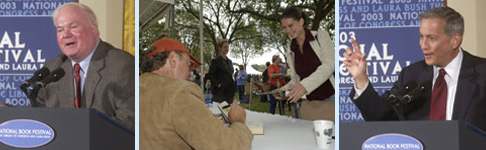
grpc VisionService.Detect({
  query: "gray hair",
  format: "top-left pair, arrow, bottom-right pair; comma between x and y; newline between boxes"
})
52,2 -> 98,29
419,6 -> 464,38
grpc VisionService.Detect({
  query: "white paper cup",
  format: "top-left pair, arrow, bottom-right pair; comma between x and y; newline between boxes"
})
314,120 -> 334,149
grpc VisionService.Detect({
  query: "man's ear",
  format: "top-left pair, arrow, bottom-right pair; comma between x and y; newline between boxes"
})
450,33 -> 462,50
168,52 -> 178,68
90,23 -> 99,36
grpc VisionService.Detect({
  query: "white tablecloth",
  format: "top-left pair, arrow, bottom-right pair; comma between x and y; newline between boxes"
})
208,104 -> 335,150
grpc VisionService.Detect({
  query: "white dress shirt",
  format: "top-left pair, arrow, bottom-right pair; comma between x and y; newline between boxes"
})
71,40 -> 100,95
433,48 -> 463,120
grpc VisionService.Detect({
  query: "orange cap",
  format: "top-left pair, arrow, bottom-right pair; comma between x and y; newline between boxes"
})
146,38 -> 202,70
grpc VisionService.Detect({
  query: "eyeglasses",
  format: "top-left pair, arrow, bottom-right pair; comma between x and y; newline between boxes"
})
179,54 -> 197,70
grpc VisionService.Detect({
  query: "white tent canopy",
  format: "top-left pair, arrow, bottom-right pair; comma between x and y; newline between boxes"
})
139,0 -> 174,31
233,65 -> 261,75
246,65 -> 261,74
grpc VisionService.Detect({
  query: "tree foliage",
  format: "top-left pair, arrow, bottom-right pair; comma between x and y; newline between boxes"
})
139,22 -> 168,66
140,0 -> 335,69
231,0 -> 335,60
175,0 -> 267,68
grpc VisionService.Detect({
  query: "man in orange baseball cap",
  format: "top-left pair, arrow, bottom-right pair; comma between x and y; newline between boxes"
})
145,38 -> 201,74
140,38 -> 253,149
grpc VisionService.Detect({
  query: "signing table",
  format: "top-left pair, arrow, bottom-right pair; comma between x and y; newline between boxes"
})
208,104 -> 335,150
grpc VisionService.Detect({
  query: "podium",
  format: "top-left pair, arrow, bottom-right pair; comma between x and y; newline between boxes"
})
0,108 -> 134,150
341,121 -> 486,150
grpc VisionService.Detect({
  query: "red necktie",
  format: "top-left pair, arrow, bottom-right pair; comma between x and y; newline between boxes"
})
429,69 -> 447,120
74,63 -> 81,108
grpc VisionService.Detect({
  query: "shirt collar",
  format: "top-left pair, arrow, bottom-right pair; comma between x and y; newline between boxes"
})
290,28 -> 315,52
71,39 -> 100,73
433,48 -> 463,81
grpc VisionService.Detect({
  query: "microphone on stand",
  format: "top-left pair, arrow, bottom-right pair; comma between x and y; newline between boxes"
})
387,80 -> 417,120
401,80 -> 432,104
387,80 -> 417,104
29,68 -> 65,107
397,80 -> 432,120
35,68 -> 65,89
20,67 -> 50,95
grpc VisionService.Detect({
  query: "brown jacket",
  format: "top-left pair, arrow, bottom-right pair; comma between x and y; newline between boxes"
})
140,73 -> 253,149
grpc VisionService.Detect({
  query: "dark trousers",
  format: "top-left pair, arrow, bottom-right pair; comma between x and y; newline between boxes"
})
260,95 -> 268,102
212,82 -> 235,104
237,85 -> 245,101
213,94 -> 234,104
269,85 -> 286,115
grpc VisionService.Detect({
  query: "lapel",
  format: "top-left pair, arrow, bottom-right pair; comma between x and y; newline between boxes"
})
452,51 -> 478,119
83,41 -> 106,107
219,57 -> 232,75
57,58 -> 75,107
286,50 -> 298,81
420,63 -> 434,89
309,41 -> 322,60
422,63 -> 434,113
309,31 -> 324,64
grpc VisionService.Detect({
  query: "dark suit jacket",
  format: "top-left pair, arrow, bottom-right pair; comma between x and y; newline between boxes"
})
351,51 -> 486,131
208,56 -> 235,101
36,40 -> 135,131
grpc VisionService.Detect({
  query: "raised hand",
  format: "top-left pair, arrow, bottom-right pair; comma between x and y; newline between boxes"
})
343,38 -> 369,89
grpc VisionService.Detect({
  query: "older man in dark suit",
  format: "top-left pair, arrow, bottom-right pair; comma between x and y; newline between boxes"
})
344,6 -> 486,131
35,3 -> 134,131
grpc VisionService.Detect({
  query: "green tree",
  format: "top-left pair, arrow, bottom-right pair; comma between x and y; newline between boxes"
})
231,0 -> 335,60
141,0 -> 335,70
175,0 -> 268,68
139,22 -> 168,67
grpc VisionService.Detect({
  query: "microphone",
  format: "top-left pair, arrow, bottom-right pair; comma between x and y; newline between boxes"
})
388,80 -> 417,103
35,68 -> 65,88
21,67 -> 50,88
401,80 -> 432,104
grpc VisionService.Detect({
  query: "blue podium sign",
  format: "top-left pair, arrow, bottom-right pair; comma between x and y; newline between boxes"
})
0,119 -> 55,148
362,133 -> 423,150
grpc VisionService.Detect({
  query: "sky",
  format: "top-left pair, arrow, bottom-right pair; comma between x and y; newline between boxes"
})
227,48 -> 286,74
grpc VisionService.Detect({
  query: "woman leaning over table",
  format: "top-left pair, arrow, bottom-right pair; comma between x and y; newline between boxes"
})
279,7 -> 335,121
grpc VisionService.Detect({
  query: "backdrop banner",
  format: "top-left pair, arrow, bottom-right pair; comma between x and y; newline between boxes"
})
0,0 -> 76,106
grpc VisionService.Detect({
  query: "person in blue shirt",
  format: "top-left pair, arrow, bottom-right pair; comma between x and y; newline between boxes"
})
236,65 -> 247,102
